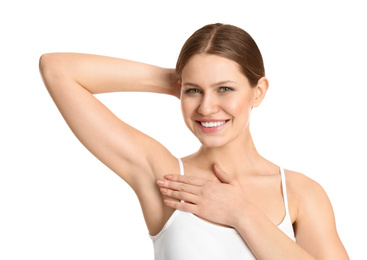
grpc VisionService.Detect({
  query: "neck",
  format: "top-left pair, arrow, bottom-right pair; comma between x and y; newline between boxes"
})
193,131 -> 268,178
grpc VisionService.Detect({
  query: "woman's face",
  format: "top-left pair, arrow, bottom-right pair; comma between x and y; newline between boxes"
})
180,54 -> 265,148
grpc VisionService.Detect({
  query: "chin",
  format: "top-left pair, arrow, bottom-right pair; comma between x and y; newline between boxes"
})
197,137 -> 228,149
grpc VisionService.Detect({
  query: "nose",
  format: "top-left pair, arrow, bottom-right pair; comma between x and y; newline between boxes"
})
197,93 -> 219,116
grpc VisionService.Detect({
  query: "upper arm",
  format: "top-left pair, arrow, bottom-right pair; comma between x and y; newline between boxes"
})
39,53 -> 176,189
293,177 -> 349,259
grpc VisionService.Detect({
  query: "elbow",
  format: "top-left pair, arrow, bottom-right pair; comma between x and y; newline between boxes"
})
39,53 -> 59,80
39,53 -> 56,87
39,53 -> 70,89
39,53 -> 53,90
39,53 -> 48,78
39,53 -> 52,73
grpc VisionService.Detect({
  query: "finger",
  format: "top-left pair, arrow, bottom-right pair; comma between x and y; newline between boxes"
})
213,163 -> 232,184
164,174 -> 208,186
157,179 -> 200,195
164,199 -> 199,214
160,188 -> 198,204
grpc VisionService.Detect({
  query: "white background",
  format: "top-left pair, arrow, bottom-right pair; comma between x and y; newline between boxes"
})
1,0 -> 366,259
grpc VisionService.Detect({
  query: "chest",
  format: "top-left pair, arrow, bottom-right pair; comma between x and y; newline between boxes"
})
242,176 -> 286,225
189,168 -> 288,226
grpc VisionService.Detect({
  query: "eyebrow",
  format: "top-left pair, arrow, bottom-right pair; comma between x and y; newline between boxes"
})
183,80 -> 238,88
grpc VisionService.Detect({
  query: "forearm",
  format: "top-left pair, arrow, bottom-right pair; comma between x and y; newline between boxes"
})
233,204 -> 315,260
39,53 -> 179,97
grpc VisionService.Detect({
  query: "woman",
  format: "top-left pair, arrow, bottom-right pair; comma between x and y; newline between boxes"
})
39,23 -> 348,259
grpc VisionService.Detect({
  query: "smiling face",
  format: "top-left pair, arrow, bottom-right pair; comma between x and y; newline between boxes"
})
180,54 -> 267,148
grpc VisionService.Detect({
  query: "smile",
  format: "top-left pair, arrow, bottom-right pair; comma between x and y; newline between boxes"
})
196,120 -> 229,133
199,121 -> 227,128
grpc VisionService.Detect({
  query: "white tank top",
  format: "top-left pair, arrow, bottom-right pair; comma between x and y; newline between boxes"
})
150,158 -> 295,259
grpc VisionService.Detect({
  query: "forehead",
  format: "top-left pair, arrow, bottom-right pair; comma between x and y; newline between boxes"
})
181,54 -> 247,86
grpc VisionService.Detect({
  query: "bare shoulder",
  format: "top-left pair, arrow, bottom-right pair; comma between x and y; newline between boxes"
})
283,169 -> 328,222
284,169 -> 324,201
284,169 -> 349,259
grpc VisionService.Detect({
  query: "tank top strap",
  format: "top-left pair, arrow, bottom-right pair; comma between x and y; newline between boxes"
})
178,158 -> 184,176
280,167 -> 290,215
177,158 -> 185,203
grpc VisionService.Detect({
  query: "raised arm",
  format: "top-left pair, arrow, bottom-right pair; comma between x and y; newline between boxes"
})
39,53 -> 180,96
39,53 -> 179,190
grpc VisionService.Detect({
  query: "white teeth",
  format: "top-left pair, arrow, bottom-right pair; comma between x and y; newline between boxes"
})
200,121 -> 226,128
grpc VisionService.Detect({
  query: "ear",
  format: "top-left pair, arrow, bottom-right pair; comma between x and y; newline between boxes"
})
178,80 -> 182,99
252,77 -> 269,107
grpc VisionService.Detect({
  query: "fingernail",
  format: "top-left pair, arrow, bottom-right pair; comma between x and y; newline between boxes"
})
160,188 -> 168,194
165,175 -> 173,180
157,180 -> 165,186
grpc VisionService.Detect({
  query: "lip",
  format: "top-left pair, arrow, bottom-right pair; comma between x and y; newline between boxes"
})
195,119 -> 229,133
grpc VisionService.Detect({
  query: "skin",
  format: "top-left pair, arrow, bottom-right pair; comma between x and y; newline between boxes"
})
39,52 -> 349,259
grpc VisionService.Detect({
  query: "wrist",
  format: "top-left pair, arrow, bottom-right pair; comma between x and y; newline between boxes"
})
230,201 -> 256,230
148,67 -> 179,98
163,68 -> 180,98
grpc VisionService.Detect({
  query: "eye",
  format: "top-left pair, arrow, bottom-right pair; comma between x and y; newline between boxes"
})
185,88 -> 201,94
219,86 -> 234,92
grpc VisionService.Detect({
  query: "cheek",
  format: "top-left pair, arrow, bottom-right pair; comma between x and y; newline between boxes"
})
180,99 -> 195,122
226,97 -> 252,115
180,99 -> 188,117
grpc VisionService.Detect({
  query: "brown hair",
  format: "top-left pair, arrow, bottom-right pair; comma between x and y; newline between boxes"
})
176,23 -> 265,87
